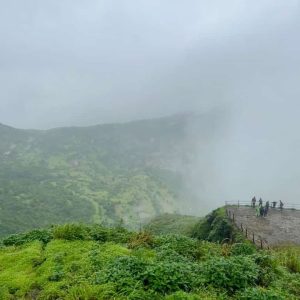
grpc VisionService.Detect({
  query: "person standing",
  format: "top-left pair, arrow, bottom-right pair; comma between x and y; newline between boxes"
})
259,204 -> 264,217
259,198 -> 263,206
272,201 -> 277,208
251,197 -> 257,208
279,200 -> 284,211
256,204 -> 260,217
265,201 -> 270,216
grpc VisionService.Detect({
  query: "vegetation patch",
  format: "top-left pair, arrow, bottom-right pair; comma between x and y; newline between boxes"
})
0,221 -> 299,299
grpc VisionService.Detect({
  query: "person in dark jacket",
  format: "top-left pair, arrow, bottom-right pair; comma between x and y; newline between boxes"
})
279,200 -> 284,210
251,197 -> 257,208
259,204 -> 264,217
263,206 -> 268,217
264,201 -> 270,216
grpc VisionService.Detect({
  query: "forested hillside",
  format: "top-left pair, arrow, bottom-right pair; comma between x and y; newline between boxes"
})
0,113 -> 223,236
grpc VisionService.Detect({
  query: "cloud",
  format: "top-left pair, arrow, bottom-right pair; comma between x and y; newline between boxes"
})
1,1 -> 300,207
0,0 -> 299,128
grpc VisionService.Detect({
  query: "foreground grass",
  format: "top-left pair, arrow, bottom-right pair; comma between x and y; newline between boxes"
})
0,222 -> 299,299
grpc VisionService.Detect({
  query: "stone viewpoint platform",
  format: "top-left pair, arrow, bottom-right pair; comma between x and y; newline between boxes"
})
226,205 -> 300,247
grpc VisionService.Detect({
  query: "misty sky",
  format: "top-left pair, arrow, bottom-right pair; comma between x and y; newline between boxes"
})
1,1 -> 300,205
0,0 -> 299,129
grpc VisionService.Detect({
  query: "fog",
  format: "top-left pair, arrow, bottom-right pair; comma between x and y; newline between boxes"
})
1,1 -> 300,209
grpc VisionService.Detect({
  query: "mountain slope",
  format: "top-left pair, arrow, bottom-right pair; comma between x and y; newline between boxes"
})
0,113 -> 224,236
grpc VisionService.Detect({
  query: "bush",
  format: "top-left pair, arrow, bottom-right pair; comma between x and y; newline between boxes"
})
236,287 -> 285,300
155,248 -> 191,264
202,256 -> 259,292
95,256 -> 149,296
142,261 -> 200,294
191,208 -> 244,243
99,255 -> 201,295
89,224 -> 134,244
278,273 -> 300,298
207,217 -> 234,243
154,235 -> 201,260
277,248 -> 300,273
2,229 -> 52,246
128,231 -> 155,249
251,253 -> 279,286
89,224 -> 109,242
106,227 -> 134,244
104,256 -> 148,282
230,243 -> 256,256
196,241 -> 223,260
52,224 -> 90,240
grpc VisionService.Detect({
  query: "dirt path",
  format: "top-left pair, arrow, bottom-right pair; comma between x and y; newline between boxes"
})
227,206 -> 300,246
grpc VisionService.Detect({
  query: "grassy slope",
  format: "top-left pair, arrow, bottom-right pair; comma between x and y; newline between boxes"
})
145,214 -> 200,236
0,114 -> 211,237
0,222 -> 299,300
0,208 -> 299,300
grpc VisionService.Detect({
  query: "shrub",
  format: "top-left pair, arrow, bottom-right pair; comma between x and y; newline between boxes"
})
48,267 -> 64,282
142,261 -> 200,294
100,255 -> 201,295
52,224 -> 90,240
207,217 -> 234,243
106,227 -> 134,244
196,241 -> 223,260
275,273 -> 300,298
251,253 -> 279,286
89,224 -> 109,242
230,243 -> 256,256
155,248 -> 191,264
95,256 -> 149,296
154,234 -> 201,260
236,287 -> 285,300
202,256 -> 259,292
128,231 -> 155,249
191,208 -> 243,243
89,243 -> 130,272
278,249 -> 300,273
104,256 -> 148,282
2,229 -> 52,246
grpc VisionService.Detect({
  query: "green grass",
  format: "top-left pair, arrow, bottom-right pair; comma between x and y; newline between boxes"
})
0,223 -> 298,299
145,214 -> 200,236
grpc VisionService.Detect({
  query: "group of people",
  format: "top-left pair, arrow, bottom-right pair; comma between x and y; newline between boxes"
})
251,197 -> 284,217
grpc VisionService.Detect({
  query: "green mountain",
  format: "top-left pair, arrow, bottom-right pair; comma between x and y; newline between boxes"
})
0,113 -> 223,237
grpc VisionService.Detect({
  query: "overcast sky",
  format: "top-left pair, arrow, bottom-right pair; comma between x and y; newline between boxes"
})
1,1 -> 300,205
0,0 -> 299,129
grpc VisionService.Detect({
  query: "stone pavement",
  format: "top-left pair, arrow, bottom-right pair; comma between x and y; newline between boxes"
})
227,206 -> 300,246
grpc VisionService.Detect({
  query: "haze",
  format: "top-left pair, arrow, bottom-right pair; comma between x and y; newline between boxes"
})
1,0 -> 300,208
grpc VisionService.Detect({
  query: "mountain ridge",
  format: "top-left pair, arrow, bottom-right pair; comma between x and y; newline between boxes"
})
0,112 -> 224,237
